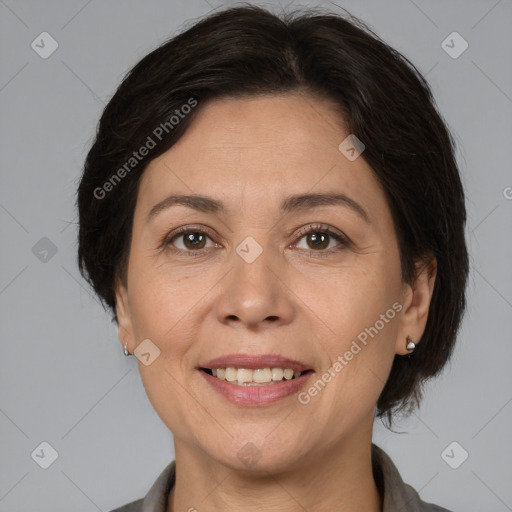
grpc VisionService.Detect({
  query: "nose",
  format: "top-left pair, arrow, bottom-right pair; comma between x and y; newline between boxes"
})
214,239 -> 295,331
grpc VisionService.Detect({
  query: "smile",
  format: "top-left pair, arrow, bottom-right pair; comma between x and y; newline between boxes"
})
201,367 -> 308,385
199,367 -> 315,406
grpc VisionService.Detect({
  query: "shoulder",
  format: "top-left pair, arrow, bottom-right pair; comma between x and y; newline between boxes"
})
107,461 -> 176,512
372,444 -> 454,512
107,498 -> 144,512
416,494 -> 454,512
402,481 -> 454,511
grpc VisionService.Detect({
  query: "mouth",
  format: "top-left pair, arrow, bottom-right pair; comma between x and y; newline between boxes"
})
197,353 -> 315,405
197,354 -> 315,406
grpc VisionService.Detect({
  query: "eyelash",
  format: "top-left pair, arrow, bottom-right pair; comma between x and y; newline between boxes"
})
160,223 -> 350,258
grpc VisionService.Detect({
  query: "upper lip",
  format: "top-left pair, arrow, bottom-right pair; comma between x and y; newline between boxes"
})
201,353 -> 313,373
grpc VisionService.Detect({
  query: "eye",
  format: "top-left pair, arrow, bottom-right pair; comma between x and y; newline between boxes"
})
291,223 -> 349,254
160,223 -> 350,257
161,225 -> 218,254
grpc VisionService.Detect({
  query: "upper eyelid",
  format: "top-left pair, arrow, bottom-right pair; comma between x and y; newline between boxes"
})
293,223 -> 347,240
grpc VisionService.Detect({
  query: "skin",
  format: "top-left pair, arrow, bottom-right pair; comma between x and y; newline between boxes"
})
115,92 -> 437,512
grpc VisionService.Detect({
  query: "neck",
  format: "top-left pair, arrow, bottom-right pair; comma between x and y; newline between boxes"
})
167,426 -> 381,512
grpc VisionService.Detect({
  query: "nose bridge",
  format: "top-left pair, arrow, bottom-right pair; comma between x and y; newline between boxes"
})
215,230 -> 294,328
237,232 -> 273,283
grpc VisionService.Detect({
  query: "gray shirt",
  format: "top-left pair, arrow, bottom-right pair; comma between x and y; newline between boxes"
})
109,444 -> 452,512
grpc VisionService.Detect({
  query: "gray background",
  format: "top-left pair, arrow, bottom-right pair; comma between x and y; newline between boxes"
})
1,0 -> 511,510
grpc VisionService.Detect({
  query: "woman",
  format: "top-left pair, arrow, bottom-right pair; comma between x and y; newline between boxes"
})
77,5 -> 469,511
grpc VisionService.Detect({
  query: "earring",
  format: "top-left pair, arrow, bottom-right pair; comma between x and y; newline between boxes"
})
406,336 -> 416,352
123,342 -> 130,356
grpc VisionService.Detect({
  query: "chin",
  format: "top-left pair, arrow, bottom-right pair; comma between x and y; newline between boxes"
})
204,432 -> 311,476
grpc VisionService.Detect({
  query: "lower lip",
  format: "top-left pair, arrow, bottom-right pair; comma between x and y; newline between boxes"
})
199,369 -> 314,407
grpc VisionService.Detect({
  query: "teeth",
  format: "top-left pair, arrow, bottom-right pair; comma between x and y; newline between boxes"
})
271,368 -> 283,381
225,367 -> 238,382
237,368 -> 253,383
253,368 -> 272,383
208,367 -> 304,385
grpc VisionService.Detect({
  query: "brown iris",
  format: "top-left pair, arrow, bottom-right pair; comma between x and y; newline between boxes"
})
183,232 -> 207,250
306,232 -> 330,250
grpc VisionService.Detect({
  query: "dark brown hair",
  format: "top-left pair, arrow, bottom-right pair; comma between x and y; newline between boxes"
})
77,4 -> 469,422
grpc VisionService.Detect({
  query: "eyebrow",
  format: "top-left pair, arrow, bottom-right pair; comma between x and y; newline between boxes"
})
147,192 -> 371,224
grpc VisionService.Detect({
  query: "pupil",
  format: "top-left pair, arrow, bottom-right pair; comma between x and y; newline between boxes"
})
309,233 -> 328,250
185,233 -> 205,249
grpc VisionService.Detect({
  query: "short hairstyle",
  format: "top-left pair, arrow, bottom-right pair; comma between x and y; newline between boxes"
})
77,4 -> 469,423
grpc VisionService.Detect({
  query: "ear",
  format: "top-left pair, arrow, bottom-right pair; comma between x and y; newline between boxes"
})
114,278 -> 136,354
395,255 -> 437,355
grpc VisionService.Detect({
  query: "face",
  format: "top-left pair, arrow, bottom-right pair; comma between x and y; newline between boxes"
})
115,92 -> 435,473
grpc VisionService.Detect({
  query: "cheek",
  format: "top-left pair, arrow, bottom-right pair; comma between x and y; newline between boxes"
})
293,254 -> 400,333
127,257 -> 202,340
126,267 -> 199,431
297,260 -> 400,402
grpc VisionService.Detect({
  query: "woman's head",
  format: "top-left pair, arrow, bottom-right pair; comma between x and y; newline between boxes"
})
77,4 -> 468,463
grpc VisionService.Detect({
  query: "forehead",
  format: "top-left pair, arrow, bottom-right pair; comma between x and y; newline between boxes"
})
136,93 -> 386,223
179,92 -> 347,146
